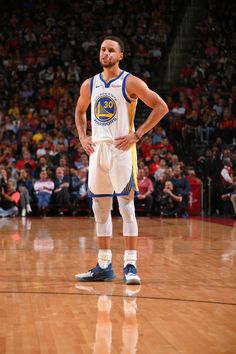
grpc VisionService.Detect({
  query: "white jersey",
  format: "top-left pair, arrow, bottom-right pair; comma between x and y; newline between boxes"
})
90,70 -> 137,142
88,70 -> 139,197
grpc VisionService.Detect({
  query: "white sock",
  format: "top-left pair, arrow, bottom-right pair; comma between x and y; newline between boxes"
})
98,249 -> 112,269
124,250 -> 137,268
26,204 -> 32,213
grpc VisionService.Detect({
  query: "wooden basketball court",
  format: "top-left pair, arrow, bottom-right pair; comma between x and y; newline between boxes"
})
0,216 -> 235,354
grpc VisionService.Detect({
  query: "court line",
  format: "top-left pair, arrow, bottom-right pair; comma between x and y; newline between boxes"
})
0,289 -> 235,306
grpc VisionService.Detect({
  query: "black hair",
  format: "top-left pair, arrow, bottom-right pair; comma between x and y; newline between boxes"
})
101,36 -> 124,53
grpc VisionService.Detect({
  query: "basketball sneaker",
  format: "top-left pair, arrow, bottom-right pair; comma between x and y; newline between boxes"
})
75,263 -> 116,282
123,264 -> 141,285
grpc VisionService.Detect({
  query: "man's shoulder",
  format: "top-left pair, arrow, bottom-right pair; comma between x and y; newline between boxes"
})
82,77 -> 92,85
86,72 -> 102,81
125,74 -> 148,95
125,73 -> 138,83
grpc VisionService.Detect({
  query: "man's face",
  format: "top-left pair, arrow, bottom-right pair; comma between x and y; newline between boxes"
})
165,181 -> 173,191
56,168 -> 64,178
138,169 -> 145,179
173,167 -> 181,177
7,181 -> 14,192
20,169 -> 27,178
99,40 -> 123,68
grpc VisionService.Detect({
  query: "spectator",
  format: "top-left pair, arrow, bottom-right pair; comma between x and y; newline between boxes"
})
221,183 -> 236,219
70,167 -> 81,208
182,109 -> 203,145
221,158 -> 234,186
220,158 -> 235,199
17,168 -> 33,216
160,180 -> 186,217
154,159 -> 167,181
148,154 -> 160,177
51,167 -> 71,215
134,168 -> 153,216
156,137 -> 174,153
33,170 -> 55,215
152,171 -> 168,215
0,179 -> 20,217
170,154 -> 179,169
71,167 -> 91,215
185,168 -> 202,184
171,165 -> 190,213
34,155 -> 54,179
199,107 -> 216,144
217,108 -> 236,144
15,149 -> 36,172
140,136 -> 155,161
151,126 -> 166,145
74,152 -> 89,172
208,148 -> 223,215
52,142 -> 68,167
0,166 -> 9,187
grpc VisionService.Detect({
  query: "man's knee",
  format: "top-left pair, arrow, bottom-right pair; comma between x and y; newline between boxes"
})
118,197 -> 136,223
92,197 -> 112,223
92,197 -> 113,236
118,196 -> 138,236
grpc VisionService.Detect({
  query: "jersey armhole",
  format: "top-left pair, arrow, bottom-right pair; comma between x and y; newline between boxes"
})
122,73 -> 137,103
90,76 -> 94,97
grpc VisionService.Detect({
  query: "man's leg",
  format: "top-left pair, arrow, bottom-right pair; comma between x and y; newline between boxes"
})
144,194 -> 153,216
118,192 -> 141,285
0,207 -> 9,217
230,194 -> 236,216
75,196 -> 115,281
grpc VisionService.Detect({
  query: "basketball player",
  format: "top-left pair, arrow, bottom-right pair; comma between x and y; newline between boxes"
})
74,36 -> 168,284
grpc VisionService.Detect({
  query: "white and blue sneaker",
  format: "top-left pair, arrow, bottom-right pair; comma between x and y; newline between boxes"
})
123,264 -> 141,285
75,263 -> 116,282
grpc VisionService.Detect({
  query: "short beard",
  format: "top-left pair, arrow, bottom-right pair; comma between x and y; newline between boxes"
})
100,59 -> 119,68
100,62 -> 114,68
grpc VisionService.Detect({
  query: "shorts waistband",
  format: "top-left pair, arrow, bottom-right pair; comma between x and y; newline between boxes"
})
93,139 -> 115,145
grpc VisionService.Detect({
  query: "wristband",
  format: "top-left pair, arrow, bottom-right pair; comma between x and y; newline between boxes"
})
134,131 -> 141,141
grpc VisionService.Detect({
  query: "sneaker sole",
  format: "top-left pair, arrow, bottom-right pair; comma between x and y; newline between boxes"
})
124,277 -> 141,285
75,275 -> 116,282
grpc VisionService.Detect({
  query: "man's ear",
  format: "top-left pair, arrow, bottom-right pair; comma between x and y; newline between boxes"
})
119,52 -> 124,61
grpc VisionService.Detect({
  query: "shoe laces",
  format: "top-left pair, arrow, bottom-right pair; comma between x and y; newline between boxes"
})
90,263 -> 101,273
124,264 -> 137,275
90,263 -> 111,273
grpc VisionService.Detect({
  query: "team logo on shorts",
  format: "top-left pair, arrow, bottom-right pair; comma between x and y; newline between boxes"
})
94,95 -> 117,125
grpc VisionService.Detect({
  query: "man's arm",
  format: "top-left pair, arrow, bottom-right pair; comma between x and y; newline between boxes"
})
75,79 -> 95,155
115,75 -> 169,150
163,188 -> 183,203
221,168 -> 233,184
2,191 -> 20,204
127,75 -> 169,138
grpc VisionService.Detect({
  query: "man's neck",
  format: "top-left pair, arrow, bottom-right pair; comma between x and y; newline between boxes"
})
102,66 -> 122,82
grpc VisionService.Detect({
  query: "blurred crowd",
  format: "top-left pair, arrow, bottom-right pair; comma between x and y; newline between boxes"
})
166,1 -> 236,149
156,0 -> 236,217
0,0 -> 235,218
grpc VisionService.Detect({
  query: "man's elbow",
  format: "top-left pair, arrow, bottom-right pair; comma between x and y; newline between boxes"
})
162,101 -> 169,116
156,101 -> 169,117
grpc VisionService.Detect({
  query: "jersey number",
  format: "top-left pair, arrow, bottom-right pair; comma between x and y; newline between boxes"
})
104,101 -> 113,109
